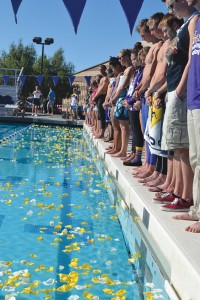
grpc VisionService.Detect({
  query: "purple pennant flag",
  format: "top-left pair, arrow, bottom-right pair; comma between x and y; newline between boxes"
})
62,0 -> 87,34
3,75 -> 10,85
36,75 -> 44,87
19,75 -> 27,87
84,76 -> 92,86
119,0 -> 144,35
51,76 -> 60,87
11,0 -> 23,23
68,76 -> 75,86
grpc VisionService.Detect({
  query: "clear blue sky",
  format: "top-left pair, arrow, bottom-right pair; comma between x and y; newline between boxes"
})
0,0 -> 166,73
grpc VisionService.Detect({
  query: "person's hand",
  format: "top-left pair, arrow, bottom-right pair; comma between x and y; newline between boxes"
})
133,90 -> 140,101
154,91 -> 161,100
146,95 -> 152,106
103,102 -> 108,110
110,96 -> 116,105
122,99 -> 129,108
145,88 -> 152,99
133,101 -> 141,110
154,98 -> 162,109
166,45 -> 178,57
175,87 -> 184,99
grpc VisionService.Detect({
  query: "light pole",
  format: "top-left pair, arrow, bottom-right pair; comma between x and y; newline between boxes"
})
33,37 -> 54,75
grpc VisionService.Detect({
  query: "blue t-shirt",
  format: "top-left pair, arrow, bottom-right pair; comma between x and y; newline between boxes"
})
187,16 -> 200,109
49,90 -> 55,101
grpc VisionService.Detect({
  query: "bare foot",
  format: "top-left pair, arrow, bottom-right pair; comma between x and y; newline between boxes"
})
185,221 -> 200,233
111,152 -> 126,158
121,152 -> 133,161
147,176 -> 166,188
107,149 -> 120,154
105,148 -> 114,154
94,135 -> 104,139
105,144 -> 114,150
122,154 -> 135,162
138,173 -> 157,184
133,169 -> 153,179
132,165 -> 147,175
173,213 -> 199,221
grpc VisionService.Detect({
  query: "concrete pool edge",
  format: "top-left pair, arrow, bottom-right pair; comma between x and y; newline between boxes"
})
84,124 -> 200,300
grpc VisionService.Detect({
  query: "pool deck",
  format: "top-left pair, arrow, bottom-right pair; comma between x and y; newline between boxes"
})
84,124 -> 200,300
0,113 -> 84,127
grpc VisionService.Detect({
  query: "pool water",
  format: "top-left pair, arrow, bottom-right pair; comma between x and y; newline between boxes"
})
0,124 -> 169,300
0,123 -> 28,141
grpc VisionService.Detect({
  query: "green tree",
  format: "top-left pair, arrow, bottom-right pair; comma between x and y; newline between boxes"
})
0,41 -> 75,104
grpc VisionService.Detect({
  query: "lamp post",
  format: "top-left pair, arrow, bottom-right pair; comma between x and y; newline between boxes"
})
33,37 -> 54,75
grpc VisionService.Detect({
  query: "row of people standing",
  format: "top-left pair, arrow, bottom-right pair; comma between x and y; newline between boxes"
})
85,0 -> 200,233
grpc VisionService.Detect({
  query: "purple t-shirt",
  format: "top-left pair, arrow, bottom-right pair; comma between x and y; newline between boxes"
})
125,66 -> 144,106
187,16 -> 200,109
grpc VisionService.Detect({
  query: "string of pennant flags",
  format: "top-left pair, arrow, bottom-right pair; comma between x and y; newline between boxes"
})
10,0 -> 144,35
2,75 -> 92,87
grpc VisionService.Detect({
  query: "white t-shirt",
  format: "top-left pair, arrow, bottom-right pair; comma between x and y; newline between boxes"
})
71,94 -> 78,106
33,90 -> 42,99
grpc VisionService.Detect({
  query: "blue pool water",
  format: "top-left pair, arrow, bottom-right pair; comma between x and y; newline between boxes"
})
0,123 -> 27,141
0,124 -> 169,300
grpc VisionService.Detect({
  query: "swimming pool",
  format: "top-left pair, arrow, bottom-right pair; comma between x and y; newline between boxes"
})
0,124 -> 169,300
0,123 -> 28,141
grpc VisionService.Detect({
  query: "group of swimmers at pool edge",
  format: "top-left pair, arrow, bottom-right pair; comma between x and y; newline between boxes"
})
84,0 -> 200,233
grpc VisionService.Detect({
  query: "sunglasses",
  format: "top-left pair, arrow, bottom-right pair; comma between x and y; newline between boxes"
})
167,1 -> 175,11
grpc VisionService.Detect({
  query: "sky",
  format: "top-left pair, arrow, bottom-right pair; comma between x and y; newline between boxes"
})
0,0 -> 167,73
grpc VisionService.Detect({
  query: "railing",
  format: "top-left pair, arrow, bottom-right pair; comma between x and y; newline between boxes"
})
16,67 -> 24,100
0,67 -> 22,103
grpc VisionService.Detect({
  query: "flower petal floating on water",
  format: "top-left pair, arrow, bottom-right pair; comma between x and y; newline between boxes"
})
68,296 -> 79,300
83,291 -> 96,299
110,216 -> 117,220
128,258 -> 135,264
43,278 -> 55,286
116,289 -> 127,297
29,254 -> 38,258
103,288 -> 114,295
5,200 -> 12,205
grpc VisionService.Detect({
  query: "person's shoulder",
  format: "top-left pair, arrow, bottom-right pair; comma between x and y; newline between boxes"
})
189,13 -> 200,28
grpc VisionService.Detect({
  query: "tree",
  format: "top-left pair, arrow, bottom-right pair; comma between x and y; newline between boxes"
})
0,41 -> 75,104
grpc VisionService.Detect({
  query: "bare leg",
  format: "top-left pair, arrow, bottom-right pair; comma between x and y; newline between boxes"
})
156,156 -> 174,192
180,149 -> 194,200
107,120 -> 121,154
112,120 -> 129,157
172,153 -> 183,198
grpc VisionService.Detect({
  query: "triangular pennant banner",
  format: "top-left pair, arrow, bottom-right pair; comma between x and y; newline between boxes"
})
11,0 -> 23,23
36,75 -> 44,87
19,75 -> 27,87
119,0 -> 144,35
3,75 -> 10,85
51,76 -> 60,87
84,76 -> 92,86
68,76 -> 75,86
62,0 -> 87,34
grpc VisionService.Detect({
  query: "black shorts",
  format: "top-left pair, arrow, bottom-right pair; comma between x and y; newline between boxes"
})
33,98 -> 40,106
